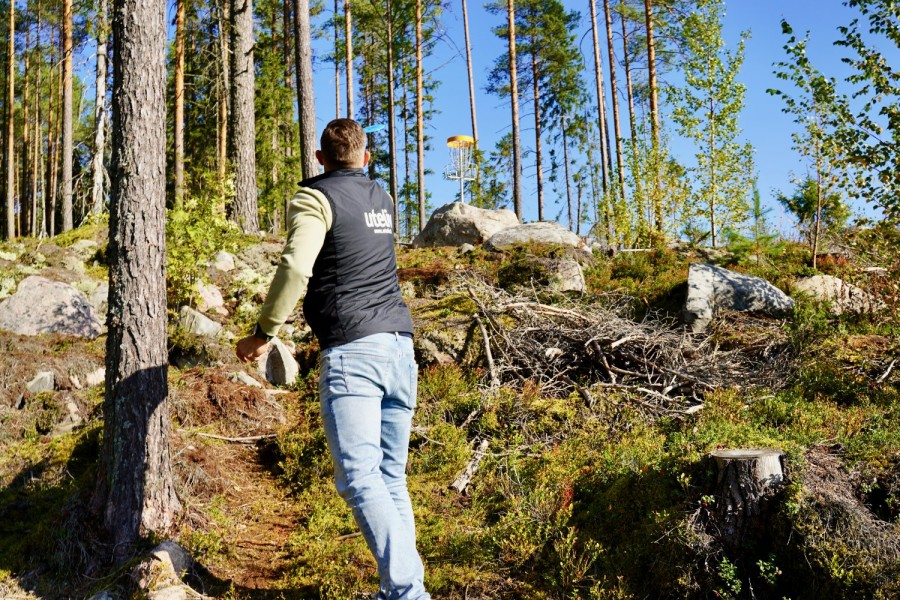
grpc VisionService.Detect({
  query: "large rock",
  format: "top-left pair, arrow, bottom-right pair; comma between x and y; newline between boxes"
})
257,337 -> 300,386
26,371 -> 55,394
178,306 -> 222,337
413,202 -> 520,248
486,221 -> 586,252
196,282 -> 226,314
684,263 -> 794,332
793,275 -> 884,315
209,250 -> 236,273
0,276 -> 103,338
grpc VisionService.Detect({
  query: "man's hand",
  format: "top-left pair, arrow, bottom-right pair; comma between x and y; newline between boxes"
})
236,335 -> 270,363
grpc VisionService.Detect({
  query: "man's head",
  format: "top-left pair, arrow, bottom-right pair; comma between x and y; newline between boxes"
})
317,119 -> 370,171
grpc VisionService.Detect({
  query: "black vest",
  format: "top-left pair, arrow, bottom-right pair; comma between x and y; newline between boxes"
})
301,169 -> 413,349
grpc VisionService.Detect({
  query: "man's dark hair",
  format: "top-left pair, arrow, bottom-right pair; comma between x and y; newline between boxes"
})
320,119 -> 366,168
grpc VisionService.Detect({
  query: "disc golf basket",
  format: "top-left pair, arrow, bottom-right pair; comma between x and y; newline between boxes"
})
444,135 -> 477,203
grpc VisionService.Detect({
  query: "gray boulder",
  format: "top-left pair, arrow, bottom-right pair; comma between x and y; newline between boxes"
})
413,202 -> 520,248
196,282 -> 226,314
0,276 -> 103,338
26,371 -> 55,394
684,263 -> 794,332
209,250 -> 236,273
178,306 -> 222,337
257,337 -> 300,386
486,221 -> 586,252
793,275 -> 884,315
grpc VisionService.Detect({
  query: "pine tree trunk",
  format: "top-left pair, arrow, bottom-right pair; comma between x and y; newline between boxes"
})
21,23 -> 30,237
333,0 -> 340,117
5,0 -> 15,240
94,0 -> 180,559
217,0 -> 229,195
644,0 -> 661,233
562,116 -> 573,231
31,3 -> 41,236
461,0 -> 478,149
414,0 -> 426,231
91,0 -> 109,214
174,0 -> 186,204
61,0 -> 74,231
621,11 -> 646,235
294,0 -> 318,179
507,0 -> 522,219
529,30 -> 544,221
229,0 -> 259,233
386,0 -> 399,222
282,0 -> 293,91
588,0 -> 610,197
344,0 -> 353,117
48,33 -> 61,237
603,0 -> 626,216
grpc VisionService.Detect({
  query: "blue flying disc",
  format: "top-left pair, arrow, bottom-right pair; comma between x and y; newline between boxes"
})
363,124 -> 386,133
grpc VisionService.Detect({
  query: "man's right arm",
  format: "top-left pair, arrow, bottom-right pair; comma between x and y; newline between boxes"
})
236,187 -> 332,362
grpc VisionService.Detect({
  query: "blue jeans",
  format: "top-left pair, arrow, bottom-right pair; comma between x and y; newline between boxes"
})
319,332 -> 430,600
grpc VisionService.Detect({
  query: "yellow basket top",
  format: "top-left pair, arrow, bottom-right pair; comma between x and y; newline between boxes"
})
447,135 -> 475,148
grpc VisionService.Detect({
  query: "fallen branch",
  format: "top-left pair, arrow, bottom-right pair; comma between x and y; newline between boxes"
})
876,359 -> 896,384
450,438 -> 490,494
194,432 -> 277,444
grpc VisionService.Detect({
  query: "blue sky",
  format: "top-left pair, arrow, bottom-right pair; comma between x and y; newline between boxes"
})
303,0 -> 897,234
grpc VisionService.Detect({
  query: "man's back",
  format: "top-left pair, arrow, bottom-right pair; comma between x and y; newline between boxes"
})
302,168 -> 413,349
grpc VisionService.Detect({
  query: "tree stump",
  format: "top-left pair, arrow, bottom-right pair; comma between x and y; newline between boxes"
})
711,448 -> 784,549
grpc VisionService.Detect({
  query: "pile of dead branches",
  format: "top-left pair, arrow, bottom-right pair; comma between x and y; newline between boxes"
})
462,274 -> 795,415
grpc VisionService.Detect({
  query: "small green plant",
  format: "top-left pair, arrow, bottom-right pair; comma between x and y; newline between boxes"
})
717,556 -> 742,596
166,171 -> 243,308
756,553 -> 782,587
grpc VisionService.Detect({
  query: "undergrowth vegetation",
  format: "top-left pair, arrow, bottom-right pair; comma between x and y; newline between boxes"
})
1,226 -> 899,598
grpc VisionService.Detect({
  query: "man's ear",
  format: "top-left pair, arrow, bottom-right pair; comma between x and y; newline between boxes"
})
363,150 -> 371,167
315,150 -> 325,166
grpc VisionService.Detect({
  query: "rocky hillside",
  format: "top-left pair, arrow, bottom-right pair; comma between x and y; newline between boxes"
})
1,214 -> 899,599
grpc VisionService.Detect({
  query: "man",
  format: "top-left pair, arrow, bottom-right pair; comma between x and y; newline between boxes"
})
236,119 -> 430,600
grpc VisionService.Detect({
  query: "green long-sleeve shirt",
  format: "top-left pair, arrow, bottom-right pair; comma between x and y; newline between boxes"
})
256,187 -> 333,338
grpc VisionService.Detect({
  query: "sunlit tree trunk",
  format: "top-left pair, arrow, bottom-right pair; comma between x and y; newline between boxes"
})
644,0 -> 661,232
461,0 -> 478,148
5,0 -> 15,239
91,0 -> 109,214
229,0 -> 259,233
588,0 -> 610,196
621,9 -> 646,234
603,0 -> 626,216
386,0 -> 399,221
48,31 -> 62,237
22,21 -> 31,236
344,0 -> 353,117
217,0 -> 229,193
507,0 -> 522,219
61,0 -> 74,231
589,0 -> 614,244
529,26 -> 544,221
333,0 -> 340,117
174,0 -> 186,204
294,0 -> 318,179
562,115 -> 573,231
415,0 -> 425,230
94,0 -> 180,559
